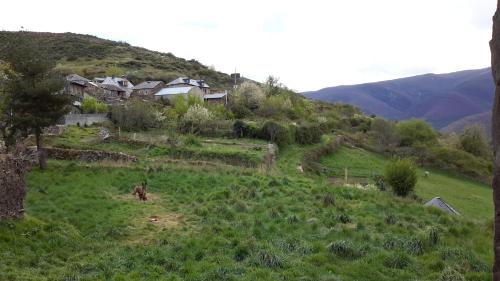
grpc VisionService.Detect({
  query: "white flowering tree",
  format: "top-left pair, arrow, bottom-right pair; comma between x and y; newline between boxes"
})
181,104 -> 213,133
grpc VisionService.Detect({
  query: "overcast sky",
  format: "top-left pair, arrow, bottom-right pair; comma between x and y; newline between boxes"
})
0,0 -> 496,91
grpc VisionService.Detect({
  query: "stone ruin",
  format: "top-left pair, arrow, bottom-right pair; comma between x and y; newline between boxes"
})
0,145 -> 29,220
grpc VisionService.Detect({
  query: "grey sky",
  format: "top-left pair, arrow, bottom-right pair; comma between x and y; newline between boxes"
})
0,0 -> 496,91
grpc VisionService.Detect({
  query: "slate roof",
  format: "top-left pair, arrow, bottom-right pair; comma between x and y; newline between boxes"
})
101,83 -> 125,92
424,197 -> 460,215
67,74 -> 89,86
133,81 -> 163,90
155,86 -> 194,96
101,77 -> 134,89
204,93 -> 227,99
167,77 -> 210,88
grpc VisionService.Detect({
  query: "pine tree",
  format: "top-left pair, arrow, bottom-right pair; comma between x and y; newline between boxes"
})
1,32 -> 69,169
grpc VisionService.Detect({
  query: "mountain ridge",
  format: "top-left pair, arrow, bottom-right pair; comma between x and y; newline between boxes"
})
303,68 -> 494,130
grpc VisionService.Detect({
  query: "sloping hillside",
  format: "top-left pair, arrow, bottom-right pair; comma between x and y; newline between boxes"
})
303,68 -> 494,129
441,111 -> 492,137
0,31 -> 235,88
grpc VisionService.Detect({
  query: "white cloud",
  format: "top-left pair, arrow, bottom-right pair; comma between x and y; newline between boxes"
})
0,0 -> 496,91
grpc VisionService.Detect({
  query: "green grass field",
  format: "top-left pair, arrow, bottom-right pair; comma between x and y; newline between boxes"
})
0,131 -> 494,281
320,146 -> 493,221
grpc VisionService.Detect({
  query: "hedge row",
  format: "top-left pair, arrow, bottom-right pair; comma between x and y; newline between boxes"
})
302,137 -> 344,175
149,146 -> 262,168
233,120 -> 324,146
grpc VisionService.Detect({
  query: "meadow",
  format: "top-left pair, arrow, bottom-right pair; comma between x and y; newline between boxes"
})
0,127 -> 494,281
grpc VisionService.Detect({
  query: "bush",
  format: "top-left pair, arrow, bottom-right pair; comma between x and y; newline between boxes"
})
110,101 -> 160,131
259,121 -> 293,146
458,125 -> 491,158
229,82 -> 264,118
251,249 -> 286,268
439,267 -> 465,281
385,159 -> 417,197
396,119 -> 438,147
383,252 -> 411,269
426,147 -> 492,183
180,104 -> 213,134
328,240 -> 360,259
184,134 -> 201,146
81,96 -> 107,113
295,123 -> 322,144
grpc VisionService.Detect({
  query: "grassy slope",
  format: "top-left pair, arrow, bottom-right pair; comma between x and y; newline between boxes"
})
0,129 -> 494,280
0,31 -> 235,88
320,146 -> 493,221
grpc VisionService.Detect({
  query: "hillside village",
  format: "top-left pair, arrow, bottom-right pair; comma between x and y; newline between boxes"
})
65,74 -> 229,107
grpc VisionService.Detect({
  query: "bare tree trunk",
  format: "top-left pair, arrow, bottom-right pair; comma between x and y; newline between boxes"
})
490,3 -> 500,280
34,127 -> 46,170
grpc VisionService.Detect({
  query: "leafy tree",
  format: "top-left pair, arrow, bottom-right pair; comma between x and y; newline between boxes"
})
229,82 -> 264,117
371,117 -> 399,147
396,119 -> 438,147
81,96 -> 108,114
264,75 -> 282,97
0,34 -> 69,169
459,125 -> 491,158
180,104 -> 213,134
385,159 -> 418,197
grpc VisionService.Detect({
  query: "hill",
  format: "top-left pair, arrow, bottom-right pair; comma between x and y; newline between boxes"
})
440,111 -> 492,138
0,31 -> 235,88
0,126 -> 493,281
303,68 -> 494,129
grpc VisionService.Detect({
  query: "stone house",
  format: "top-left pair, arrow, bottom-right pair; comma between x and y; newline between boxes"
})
131,81 -> 165,99
203,92 -> 228,106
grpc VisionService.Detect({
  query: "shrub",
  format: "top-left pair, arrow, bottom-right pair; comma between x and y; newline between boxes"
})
259,121 -> 293,146
295,123 -> 322,144
251,249 -> 286,268
328,240 -> 360,259
81,96 -> 107,113
385,159 -> 417,197
338,213 -> 352,224
322,193 -> 335,207
257,95 -> 293,118
428,227 -> 440,246
110,101 -> 159,131
458,125 -> 491,158
229,82 -> 264,118
439,267 -> 465,281
233,120 -> 250,138
370,117 -> 399,148
184,134 -> 201,146
383,252 -> 411,269
396,119 -> 438,147
426,147 -> 492,183
180,104 -> 213,134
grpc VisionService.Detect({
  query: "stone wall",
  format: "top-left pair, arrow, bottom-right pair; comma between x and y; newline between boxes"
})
0,150 -> 28,220
45,147 -> 137,163
59,114 -> 108,126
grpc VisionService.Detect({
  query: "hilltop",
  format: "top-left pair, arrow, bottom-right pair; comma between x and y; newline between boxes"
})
303,68 -> 493,130
0,31 -> 235,88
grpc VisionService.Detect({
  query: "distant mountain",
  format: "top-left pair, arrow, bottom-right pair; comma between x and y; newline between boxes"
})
441,111 -> 492,138
303,68 -> 494,129
0,31 -> 236,88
